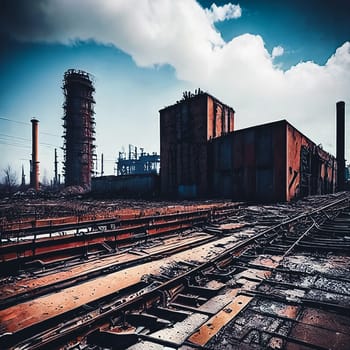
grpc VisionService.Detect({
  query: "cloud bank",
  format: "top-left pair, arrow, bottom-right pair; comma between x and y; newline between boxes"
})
1,0 -> 349,154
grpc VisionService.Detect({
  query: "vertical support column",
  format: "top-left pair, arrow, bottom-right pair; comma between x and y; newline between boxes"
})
336,101 -> 345,191
21,165 -> 25,187
31,118 -> 40,191
54,148 -> 58,186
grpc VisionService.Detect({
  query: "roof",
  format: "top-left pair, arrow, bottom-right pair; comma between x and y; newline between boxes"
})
159,90 -> 235,113
211,119 -> 335,159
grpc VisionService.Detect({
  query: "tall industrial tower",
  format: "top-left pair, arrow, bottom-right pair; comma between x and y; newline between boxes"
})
62,69 -> 96,188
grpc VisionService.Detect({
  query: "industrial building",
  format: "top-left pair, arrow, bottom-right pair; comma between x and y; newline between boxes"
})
160,90 -> 235,198
210,120 -> 336,202
91,146 -> 160,196
62,69 -> 96,189
160,90 -> 339,201
116,145 -> 160,176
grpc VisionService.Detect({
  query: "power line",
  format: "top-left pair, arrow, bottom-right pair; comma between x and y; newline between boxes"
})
0,117 -> 29,125
0,116 -> 61,138
40,131 -> 61,137
40,142 -> 60,148
0,133 -> 60,148
0,140 -> 31,149
0,133 -> 30,141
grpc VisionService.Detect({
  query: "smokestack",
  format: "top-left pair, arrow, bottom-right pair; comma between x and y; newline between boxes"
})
63,69 -> 95,188
336,101 -> 345,191
31,118 -> 40,191
21,165 -> 25,187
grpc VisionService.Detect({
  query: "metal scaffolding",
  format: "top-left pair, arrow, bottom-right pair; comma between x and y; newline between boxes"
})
62,69 -> 96,188
116,145 -> 160,176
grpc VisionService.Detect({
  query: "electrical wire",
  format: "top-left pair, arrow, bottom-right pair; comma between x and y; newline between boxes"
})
0,117 -> 29,125
0,133 -> 60,148
0,117 -> 61,138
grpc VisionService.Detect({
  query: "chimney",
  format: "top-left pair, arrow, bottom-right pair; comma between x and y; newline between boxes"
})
31,118 -> 40,191
336,101 -> 345,191
21,165 -> 25,187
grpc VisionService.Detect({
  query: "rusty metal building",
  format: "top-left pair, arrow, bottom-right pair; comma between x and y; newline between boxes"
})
160,91 -> 337,201
160,90 -> 235,198
62,69 -> 96,188
210,120 -> 336,202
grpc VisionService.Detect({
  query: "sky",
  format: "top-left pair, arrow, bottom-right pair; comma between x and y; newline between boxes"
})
0,0 -> 349,184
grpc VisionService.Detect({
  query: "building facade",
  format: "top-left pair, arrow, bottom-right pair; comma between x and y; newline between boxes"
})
160,91 -> 337,201
210,120 -> 336,202
160,90 -> 235,198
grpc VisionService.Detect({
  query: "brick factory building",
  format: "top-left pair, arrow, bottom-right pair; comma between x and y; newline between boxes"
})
160,90 -> 235,198
160,90 -> 337,201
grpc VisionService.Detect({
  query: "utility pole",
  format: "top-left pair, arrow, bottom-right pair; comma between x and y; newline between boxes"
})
54,148 -> 58,186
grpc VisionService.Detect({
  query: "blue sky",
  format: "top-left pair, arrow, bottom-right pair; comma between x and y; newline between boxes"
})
1,0 -> 349,183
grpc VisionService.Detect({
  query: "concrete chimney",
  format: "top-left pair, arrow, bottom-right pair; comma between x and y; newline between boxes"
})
336,101 -> 345,191
31,118 -> 40,190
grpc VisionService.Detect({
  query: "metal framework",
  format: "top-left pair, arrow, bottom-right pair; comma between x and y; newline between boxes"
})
62,69 -> 96,188
116,145 -> 160,176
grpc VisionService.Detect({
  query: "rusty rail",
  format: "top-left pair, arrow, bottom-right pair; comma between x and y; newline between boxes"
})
1,193 -> 349,349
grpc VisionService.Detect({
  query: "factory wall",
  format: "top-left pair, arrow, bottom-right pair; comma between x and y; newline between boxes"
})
209,120 -> 336,202
207,95 -> 235,139
210,120 -> 286,202
91,174 -> 159,197
286,124 -> 336,200
160,92 -> 235,198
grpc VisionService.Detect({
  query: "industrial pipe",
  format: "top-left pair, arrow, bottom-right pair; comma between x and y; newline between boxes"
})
336,101 -> 345,191
31,118 -> 40,191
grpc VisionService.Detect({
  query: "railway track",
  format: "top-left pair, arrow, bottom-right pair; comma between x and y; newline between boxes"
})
0,203 -> 241,272
0,193 -> 349,349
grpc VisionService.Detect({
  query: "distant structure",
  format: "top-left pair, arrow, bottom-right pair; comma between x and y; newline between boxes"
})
116,145 -> 160,176
160,90 -> 235,198
54,148 -> 59,187
21,165 -> 25,188
91,146 -> 160,196
30,118 -> 40,190
62,69 -> 96,188
336,101 -> 345,190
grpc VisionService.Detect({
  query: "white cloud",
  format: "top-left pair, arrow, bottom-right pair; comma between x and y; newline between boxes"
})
205,3 -> 242,22
2,0 -> 350,157
272,45 -> 284,58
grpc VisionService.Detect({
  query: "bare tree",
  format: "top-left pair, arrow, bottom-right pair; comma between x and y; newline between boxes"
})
2,165 -> 18,194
